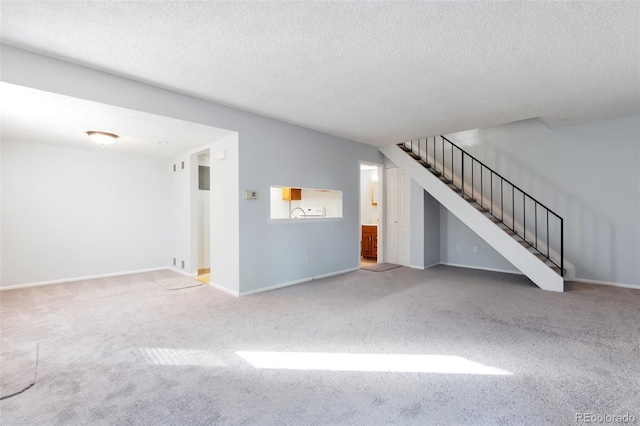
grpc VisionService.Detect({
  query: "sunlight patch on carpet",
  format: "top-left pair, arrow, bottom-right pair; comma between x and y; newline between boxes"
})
235,351 -> 512,375
138,348 -> 226,367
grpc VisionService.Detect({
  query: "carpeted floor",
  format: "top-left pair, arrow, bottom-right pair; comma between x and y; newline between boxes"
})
1,266 -> 638,425
361,262 -> 402,272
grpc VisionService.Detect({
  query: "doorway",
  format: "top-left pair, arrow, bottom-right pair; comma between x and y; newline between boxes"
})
196,151 -> 211,283
359,162 -> 382,268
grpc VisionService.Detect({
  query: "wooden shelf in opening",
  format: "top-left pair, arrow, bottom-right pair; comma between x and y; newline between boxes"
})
282,187 -> 302,201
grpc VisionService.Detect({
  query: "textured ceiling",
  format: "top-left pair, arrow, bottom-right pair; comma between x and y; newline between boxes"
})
0,83 -> 233,158
1,1 -> 639,146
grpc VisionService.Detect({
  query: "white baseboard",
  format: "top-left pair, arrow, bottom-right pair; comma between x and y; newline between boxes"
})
168,266 -> 192,277
238,267 -> 359,297
239,277 -> 312,296
410,262 -> 441,270
208,281 -> 240,297
0,267 -> 169,291
571,278 -> 639,290
313,267 -> 359,280
440,262 -> 523,276
441,263 -> 638,290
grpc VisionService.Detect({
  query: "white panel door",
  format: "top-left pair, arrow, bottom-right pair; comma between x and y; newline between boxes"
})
385,168 -> 398,264
397,169 -> 410,266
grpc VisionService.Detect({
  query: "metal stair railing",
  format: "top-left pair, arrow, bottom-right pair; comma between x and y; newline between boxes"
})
398,136 -> 564,276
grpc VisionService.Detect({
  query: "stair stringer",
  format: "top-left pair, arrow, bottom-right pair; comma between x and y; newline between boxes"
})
412,156 -> 575,279
380,144 -> 564,292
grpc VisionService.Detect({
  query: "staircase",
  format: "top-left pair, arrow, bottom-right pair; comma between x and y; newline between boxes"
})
380,136 -> 565,292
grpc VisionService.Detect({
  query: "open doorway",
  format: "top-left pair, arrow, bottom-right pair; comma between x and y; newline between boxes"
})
359,162 -> 383,268
196,151 -> 211,283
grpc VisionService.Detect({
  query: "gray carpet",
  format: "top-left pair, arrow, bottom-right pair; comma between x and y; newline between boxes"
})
361,262 -> 401,272
1,266 -> 638,425
155,276 -> 203,291
0,342 -> 38,399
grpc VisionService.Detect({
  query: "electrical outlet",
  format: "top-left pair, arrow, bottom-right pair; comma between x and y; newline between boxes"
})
181,260 -> 185,269
86,253 -> 93,261
173,258 -> 176,266
306,255 -> 310,263
456,245 -> 461,252
244,190 -> 259,200
473,246 -> 478,253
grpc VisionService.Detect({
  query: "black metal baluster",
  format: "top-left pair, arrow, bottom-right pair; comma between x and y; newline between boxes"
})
547,210 -> 550,258
451,141 -> 453,182
471,159 -> 474,200
490,172 -> 493,215
433,137 -> 436,170
481,166 -> 484,208
512,186 -> 515,233
501,180 -> 504,221
561,218 -> 564,276
535,204 -> 538,251
441,137 -> 444,175
523,195 -> 526,243
461,151 -> 465,197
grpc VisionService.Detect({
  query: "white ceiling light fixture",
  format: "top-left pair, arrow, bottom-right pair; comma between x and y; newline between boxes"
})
86,130 -> 118,145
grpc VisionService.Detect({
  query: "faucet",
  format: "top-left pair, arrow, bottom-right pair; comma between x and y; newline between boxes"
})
291,207 -> 306,218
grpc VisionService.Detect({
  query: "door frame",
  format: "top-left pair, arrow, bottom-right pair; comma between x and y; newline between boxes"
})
189,148 -> 212,279
358,161 -> 384,265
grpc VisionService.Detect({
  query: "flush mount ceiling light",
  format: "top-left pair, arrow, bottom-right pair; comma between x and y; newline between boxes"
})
86,131 -> 118,146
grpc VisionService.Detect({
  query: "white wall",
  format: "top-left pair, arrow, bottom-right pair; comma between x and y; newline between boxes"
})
0,138 -> 3,285
170,153 -> 190,273
170,135 -> 239,293
198,190 -> 210,269
198,154 -> 210,270
360,169 -> 379,225
0,45 -> 382,294
299,189 -> 343,218
269,187 -> 290,219
1,139 -> 171,287
209,135 -> 240,293
443,116 -> 640,286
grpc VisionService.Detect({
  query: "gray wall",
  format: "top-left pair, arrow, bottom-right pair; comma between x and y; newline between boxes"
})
0,45 -> 383,292
409,179 -> 425,268
443,116 -> 640,286
423,192 -> 441,268
439,207 -> 518,273
238,127 -> 382,293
